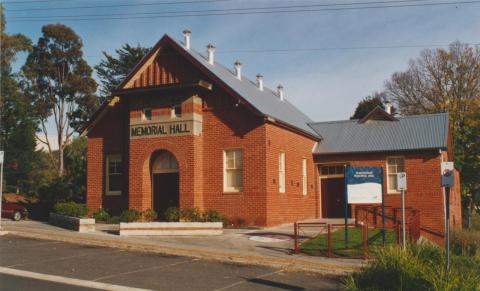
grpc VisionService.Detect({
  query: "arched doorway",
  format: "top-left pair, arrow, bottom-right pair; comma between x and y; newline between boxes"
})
151,151 -> 179,219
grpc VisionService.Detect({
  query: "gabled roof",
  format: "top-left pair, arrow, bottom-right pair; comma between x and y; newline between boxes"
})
309,112 -> 449,155
84,34 -> 319,139
358,106 -> 398,123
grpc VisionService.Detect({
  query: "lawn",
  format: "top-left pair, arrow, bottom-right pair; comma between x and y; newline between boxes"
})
300,227 -> 397,258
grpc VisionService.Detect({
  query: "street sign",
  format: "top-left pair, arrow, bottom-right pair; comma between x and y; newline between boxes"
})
441,162 -> 454,187
397,172 -> 407,191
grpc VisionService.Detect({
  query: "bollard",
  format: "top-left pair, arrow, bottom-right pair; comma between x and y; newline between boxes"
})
294,222 -> 298,254
327,224 -> 332,257
363,224 -> 368,260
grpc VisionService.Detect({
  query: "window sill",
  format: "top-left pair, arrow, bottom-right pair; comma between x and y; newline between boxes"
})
223,190 -> 243,194
105,192 -> 122,196
387,191 -> 401,195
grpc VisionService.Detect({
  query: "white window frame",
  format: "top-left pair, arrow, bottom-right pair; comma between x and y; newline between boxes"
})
386,156 -> 405,194
142,108 -> 152,121
106,155 -> 122,196
223,149 -> 243,193
279,152 -> 285,193
302,158 -> 307,195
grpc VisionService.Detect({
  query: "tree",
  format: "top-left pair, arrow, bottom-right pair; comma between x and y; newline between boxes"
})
95,43 -> 150,97
385,42 -> 480,216
22,24 -> 98,176
0,4 -> 36,194
350,92 -> 396,119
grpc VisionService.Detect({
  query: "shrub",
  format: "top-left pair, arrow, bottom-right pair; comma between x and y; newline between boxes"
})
142,209 -> 158,222
451,229 -> 480,257
344,243 -> 480,290
180,207 -> 203,222
164,207 -> 180,222
53,201 -> 88,218
203,209 -> 224,222
92,208 -> 110,222
119,209 -> 141,222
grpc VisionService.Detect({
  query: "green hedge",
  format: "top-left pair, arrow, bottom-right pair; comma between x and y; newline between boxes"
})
163,207 -> 225,223
53,202 -> 88,218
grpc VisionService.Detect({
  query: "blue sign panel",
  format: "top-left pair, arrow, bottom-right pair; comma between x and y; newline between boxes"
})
345,166 -> 383,204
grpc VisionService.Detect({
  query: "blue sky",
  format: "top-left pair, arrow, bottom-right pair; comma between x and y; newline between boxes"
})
4,0 -> 480,124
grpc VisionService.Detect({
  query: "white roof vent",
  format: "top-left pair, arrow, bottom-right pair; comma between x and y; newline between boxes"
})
234,60 -> 242,80
182,29 -> 191,49
206,43 -> 215,65
277,85 -> 284,101
256,74 -> 264,91
385,102 -> 393,114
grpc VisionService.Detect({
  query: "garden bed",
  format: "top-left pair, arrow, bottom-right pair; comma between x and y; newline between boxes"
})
49,212 -> 95,232
119,221 -> 223,236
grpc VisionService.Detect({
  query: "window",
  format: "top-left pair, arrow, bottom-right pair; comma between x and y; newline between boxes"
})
106,155 -> 122,195
279,152 -> 285,193
302,158 -> 307,195
387,157 -> 405,193
172,105 -> 182,118
224,149 -> 243,192
319,164 -> 344,176
142,108 -> 152,120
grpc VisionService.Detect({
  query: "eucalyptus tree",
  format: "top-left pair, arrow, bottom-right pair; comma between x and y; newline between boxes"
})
22,24 -> 98,176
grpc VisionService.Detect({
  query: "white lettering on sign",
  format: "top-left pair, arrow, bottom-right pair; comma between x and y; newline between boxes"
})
130,120 -> 200,139
353,171 -> 375,178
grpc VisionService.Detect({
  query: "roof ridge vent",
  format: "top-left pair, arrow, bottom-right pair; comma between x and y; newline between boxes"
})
207,43 -> 216,65
256,74 -> 264,91
277,85 -> 284,101
234,60 -> 242,80
182,29 -> 191,49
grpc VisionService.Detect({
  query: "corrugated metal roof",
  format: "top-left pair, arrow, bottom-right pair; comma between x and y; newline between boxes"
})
169,36 -> 319,138
309,113 -> 449,154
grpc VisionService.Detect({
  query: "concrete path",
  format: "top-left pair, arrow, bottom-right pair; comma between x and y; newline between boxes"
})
0,235 -> 341,290
1,220 -> 362,275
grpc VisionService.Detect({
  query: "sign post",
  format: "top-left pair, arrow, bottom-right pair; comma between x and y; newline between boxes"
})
397,172 -> 407,249
0,151 -> 4,230
441,161 -> 454,271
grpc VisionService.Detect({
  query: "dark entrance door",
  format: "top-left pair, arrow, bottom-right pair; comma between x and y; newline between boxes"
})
153,173 -> 179,219
321,178 -> 350,218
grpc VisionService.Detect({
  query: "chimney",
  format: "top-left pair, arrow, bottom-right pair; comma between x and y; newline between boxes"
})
207,43 -> 215,65
277,85 -> 284,101
385,102 -> 392,114
256,74 -> 264,91
182,29 -> 191,49
234,60 -> 242,80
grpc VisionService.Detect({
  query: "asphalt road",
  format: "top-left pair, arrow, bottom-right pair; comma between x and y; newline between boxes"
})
0,235 -> 341,291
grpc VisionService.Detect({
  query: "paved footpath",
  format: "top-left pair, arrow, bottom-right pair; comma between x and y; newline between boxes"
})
0,235 -> 341,291
2,221 -> 362,275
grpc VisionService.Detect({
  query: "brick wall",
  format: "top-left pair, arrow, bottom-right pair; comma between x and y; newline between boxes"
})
264,123 -> 318,226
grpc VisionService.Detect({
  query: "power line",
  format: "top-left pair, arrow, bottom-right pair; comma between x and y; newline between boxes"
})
4,0 -> 232,11
7,0 -> 479,21
6,0 -> 441,18
13,43 -> 480,61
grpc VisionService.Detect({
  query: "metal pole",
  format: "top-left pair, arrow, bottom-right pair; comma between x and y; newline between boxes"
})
401,189 -> 406,250
294,222 -> 298,254
0,156 -> 4,230
381,167 -> 386,246
344,165 -> 348,248
445,187 -> 450,271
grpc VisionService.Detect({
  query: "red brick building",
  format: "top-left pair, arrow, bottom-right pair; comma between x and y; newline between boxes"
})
82,32 -> 460,241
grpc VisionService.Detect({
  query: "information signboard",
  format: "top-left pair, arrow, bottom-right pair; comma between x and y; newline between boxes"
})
345,166 -> 383,204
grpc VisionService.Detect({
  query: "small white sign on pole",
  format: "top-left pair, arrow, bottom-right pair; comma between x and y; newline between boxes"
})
397,172 -> 407,191
0,151 -> 4,164
441,162 -> 454,187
